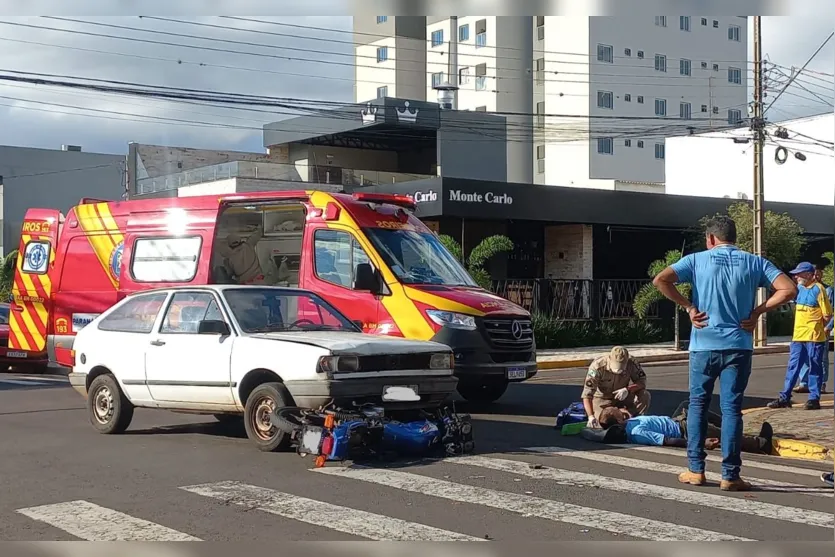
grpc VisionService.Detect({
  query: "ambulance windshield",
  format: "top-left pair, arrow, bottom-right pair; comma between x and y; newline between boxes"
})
364,228 -> 478,287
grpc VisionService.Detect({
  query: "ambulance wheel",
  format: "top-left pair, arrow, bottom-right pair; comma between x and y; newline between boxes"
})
87,373 -> 134,434
457,379 -> 508,403
244,382 -> 292,452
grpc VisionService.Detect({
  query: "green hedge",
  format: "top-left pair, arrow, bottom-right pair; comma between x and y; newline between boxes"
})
532,314 -> 665,349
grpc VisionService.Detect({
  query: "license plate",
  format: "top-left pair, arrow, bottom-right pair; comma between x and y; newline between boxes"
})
382,385 -> 420,401
507,367 -> 527,380
300,427 -> 324,455
6,351 -> 28,358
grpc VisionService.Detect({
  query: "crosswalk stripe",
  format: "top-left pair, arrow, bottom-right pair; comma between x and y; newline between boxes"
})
620,445 -> 829,477
181,480 -> 482,541
524,446 -> 833,497
448,455 -> 833,529
16,500 -> 200,541
313,465 -> 750,541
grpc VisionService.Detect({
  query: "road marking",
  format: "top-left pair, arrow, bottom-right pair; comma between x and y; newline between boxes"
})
16,500 -> 200,541
524,446 -> 833,498
448,455 -> 833,529
313,466 -> 749,541
181,480 -> 481,541
619,445 -> 829,477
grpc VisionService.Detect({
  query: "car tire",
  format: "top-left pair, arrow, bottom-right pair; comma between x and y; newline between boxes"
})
243,382 -> 292,452
456,379 -> 509,403
87,374 -> 134,434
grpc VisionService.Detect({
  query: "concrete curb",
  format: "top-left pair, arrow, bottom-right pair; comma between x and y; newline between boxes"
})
742,399 -> 833,462
536,344 -> 791,371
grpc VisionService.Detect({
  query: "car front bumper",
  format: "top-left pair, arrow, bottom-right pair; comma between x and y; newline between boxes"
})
285,374 -> 459,410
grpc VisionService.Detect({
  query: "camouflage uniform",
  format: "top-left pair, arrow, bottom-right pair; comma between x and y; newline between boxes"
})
581,355 -> 651,419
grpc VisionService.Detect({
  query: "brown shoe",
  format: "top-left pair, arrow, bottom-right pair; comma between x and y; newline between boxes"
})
720,478 -> 752,491
678,471 -> 707,486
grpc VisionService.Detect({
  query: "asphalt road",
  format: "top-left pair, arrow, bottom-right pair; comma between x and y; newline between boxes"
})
1,354 -> 832,542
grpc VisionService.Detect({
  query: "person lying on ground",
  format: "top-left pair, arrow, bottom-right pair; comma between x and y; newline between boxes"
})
582,346 -> 651,428
596,405 -> 774,455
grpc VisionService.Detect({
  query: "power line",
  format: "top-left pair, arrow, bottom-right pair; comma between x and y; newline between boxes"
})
764,31 -> 834,115
0,164 -> 120,180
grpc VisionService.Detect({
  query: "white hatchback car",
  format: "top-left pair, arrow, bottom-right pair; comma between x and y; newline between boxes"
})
67,285 -> 457,451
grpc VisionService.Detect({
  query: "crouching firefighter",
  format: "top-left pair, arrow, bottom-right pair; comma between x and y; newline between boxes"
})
583,346 -> 651,428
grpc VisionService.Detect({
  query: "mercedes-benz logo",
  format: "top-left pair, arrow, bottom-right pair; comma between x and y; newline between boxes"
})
511,320 -> 523,339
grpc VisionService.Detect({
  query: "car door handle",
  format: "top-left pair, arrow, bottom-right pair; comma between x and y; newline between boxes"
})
150,340 -> 166,346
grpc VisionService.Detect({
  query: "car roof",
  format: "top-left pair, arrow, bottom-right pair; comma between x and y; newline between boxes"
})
125,285 -> 316,297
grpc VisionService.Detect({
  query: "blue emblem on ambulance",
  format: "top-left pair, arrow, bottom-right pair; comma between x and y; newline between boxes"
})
110,241 -> 124,279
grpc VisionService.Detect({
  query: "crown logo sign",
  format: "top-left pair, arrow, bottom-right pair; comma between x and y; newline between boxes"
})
361,102 -> 378,125
395,101 -> 419,124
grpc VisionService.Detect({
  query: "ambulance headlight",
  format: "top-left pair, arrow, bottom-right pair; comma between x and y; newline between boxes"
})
426,310 -> 476,330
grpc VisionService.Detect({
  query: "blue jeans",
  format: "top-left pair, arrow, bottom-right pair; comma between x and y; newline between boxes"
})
780,341 -> 826,402
687,350 -> 753,481
798,342 -> 830,385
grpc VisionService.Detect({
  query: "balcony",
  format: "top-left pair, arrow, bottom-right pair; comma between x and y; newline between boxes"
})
134,160 -> 432,196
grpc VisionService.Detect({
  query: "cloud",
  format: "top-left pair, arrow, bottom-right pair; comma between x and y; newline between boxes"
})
0,13 -> 831,156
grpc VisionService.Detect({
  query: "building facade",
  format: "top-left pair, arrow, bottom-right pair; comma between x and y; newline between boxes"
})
354,15 -> 749,189
0,145 -> 125,255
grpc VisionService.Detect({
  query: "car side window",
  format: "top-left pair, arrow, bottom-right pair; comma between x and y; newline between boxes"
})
160,292 -> 223,334
97,293 -> 169,334
313,229 -> 372,290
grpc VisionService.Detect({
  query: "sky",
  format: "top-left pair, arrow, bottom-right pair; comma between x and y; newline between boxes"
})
0,14 -> 832,156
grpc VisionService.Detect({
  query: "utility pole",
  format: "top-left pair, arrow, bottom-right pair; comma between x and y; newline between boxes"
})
752,16 -> 767,347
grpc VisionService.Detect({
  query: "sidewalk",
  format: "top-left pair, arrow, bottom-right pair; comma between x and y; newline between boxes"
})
536,336 -> 792,370
743,397 -> 834,462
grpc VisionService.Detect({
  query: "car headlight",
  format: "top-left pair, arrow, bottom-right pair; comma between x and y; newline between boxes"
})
426,310 -> 476,330
317,355 -> 360,373
429,352 -> 454,369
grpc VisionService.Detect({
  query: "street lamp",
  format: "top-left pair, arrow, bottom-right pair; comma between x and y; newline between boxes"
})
434,81 -> 459,110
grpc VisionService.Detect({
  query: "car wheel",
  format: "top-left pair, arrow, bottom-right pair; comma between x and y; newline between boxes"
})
87,374 -> 134,434
456,379 -> 509,403
243,382 -> 292,452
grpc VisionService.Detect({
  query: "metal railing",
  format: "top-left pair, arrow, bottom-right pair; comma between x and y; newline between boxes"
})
135,160 -> 432,195
489,278 -> 658,321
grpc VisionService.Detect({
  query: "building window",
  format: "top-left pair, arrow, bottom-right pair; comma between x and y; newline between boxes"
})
728,67 -> 742,84
637,140 -> 644,148
637,95 -> 644,104
597,44 -> 613,63
680,16 -> 690,31
376,16 -> 387,24
458,67 -> 471,85
376,46 -> 388,63
680,59 -> 691,76
624,93 -> 632,102
597,91 -> 614,109
637,50 -> 644,59
459,24 -> 469,42
597,138 -> 614,155
377,86 -> 387,98
701,104 -> 708,112
728,109 -> 742,124
701,17 -> 708,26
713,63 -> 719,71
535,57 -> 545,84
713,19 -> 719,28
655,16 -> 667,27
535,101 -> 545,128
655,143 -> 665,159
624,48 -> 631,56
536,145 -> 545,173
701,61 -> 708,69
624,139 -> 632,147
536,16 -> 545,40
654,54 -> 667,72
655,98 -> 667,116
679,102 -> 691,119
475,19 -> 487,48
712,106 -> 719,114
431,29 -> 444,47
728,25 -> 740,41
432,72 -> 443,88
475,106 -> 487,112
475,63 -> 487,90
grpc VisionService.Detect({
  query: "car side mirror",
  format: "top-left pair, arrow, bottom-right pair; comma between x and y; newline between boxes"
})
198,320 -> 231,336
354,263 -> 382,294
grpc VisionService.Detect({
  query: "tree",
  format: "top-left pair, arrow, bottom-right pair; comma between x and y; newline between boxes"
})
0,250 -> 19,301
632,249 -> 692,319
437,234 -> 513,289
822,251 -> 834,287
696,202 -> 804,269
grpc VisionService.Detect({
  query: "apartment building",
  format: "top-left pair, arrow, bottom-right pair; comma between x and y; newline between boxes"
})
354,15 -> 749,190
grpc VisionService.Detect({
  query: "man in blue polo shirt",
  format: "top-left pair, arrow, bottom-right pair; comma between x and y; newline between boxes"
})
652,215 -> 796,491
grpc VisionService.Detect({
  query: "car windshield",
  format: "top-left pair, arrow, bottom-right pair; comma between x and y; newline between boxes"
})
363,228 -> 477,287
0,305 -> 8,325
223,288 -> 359,334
